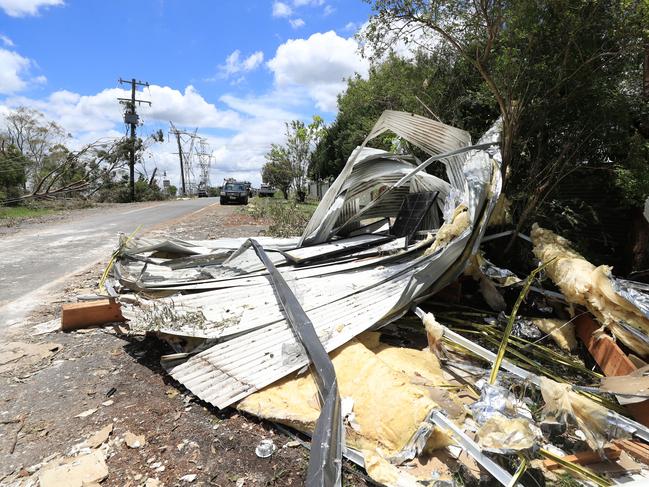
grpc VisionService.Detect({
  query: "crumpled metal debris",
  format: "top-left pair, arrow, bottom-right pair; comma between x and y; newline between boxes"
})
106,110 -> 505,487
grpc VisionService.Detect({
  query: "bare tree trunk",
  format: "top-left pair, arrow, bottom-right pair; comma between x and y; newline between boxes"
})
644,42 -> 649,98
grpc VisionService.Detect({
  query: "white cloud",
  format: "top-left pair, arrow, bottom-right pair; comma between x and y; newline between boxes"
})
0,0 -> 64,17
267,31 -> 368,111
272,1 -> 292,17
323,4 -> 335,16
289,18 -> 305,29
293,0 -> 324,6
3,84 -> 241,134
0,34 -> 14,47
145,85 -> 241,129
0,48 -> 32,94
219,50 -> 264,77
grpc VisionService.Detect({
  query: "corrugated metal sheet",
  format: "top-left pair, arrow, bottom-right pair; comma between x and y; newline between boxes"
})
115,110 -> 502,419
299,112 -> 471,246
161,149 -> 500,411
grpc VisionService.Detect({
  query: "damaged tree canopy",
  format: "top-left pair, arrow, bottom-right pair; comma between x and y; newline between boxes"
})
106,110 -> 503,485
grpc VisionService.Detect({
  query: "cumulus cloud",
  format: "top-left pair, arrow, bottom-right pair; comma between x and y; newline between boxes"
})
272,1 -> 292,17
219,50 -> 264,78
0,48 -> 35,94
144,85 -> 241,129
3,84 -> 241,134
289,18 -> 305,29
0,0 -> 64,17
267,31 -> 368,111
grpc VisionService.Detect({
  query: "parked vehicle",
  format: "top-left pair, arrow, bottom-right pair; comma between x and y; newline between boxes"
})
258,183 -> 276,197
220,182 -> 249,205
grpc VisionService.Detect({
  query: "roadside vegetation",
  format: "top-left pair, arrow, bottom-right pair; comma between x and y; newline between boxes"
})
0,198 -> 94,226
244,195 -> 317,237
0,205 -> 53,225
304,0 -> 649,274
0,107 -> 172,215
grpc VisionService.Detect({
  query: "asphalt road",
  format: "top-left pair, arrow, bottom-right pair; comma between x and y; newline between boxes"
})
0,198 -> 219,328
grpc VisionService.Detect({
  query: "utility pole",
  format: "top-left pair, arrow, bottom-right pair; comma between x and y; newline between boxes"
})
170,122 -> 186,195
118,78 -> 151,202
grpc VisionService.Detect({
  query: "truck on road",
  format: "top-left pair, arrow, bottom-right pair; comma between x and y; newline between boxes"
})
258,183 -> 276,198
220,181 -> 249,205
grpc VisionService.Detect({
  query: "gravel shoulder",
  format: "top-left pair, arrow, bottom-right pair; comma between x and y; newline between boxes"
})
0,203 -> 369,487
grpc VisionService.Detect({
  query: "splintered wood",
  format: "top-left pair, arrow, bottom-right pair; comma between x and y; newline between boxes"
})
575,314 -> 649,427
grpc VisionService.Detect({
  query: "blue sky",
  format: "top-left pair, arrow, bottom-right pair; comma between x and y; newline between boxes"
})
0,0 -> 373,187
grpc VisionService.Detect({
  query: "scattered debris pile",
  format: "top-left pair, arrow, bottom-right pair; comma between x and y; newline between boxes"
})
62,110 -> 649,486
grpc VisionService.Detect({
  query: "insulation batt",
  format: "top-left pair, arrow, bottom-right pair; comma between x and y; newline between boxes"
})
531,224 -> 649,357
425,205 -> 469,255
531,318 -> 577,352
421,312 -> 448,361
464,253 -> 507,312
539,377 -> 619,451
487,194 -> 512,227
237,333 -> 458,486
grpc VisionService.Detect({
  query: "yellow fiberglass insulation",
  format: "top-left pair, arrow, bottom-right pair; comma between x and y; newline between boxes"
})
487,194 -> 512,227
531,318 -> 577,352
237,334 -> 456,485
464,253 -> 507,311
531,224 -> 649,357
540,377 -> 619,450
425,205 -> 470,256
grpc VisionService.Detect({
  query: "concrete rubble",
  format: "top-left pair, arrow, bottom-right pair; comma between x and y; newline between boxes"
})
49,110 -> 649,486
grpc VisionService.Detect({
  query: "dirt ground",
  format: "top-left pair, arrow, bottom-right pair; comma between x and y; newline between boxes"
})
0,203 -> 371,487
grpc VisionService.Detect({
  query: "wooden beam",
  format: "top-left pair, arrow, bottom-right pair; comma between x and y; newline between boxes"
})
575,314 -> 649,427
61,299 -> 125,331
543,445 -> 621,471
613,439 -> 649,465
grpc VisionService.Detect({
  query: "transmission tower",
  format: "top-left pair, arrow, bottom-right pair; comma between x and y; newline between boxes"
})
169,122 -> 200,196
195,138 -> 213,190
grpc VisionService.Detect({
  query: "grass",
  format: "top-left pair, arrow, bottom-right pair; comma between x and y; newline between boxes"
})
244,196 -> 318,237
0,206 -> 54,226
0,199 -> 94,227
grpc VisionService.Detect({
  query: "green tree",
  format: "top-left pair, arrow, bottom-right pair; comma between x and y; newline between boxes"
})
262,146 -> 293,199
311,51 -> 496,180
0,143 -> 28,203
3,107 -> 68,189
264,116 -> 325,201
362,0 -> 649,260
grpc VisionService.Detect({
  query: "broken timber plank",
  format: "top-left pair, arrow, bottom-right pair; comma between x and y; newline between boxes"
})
542,446 -> 621,471
61,299 -> 125,331
612,439 -> 649,465
575,313 -> 649,427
